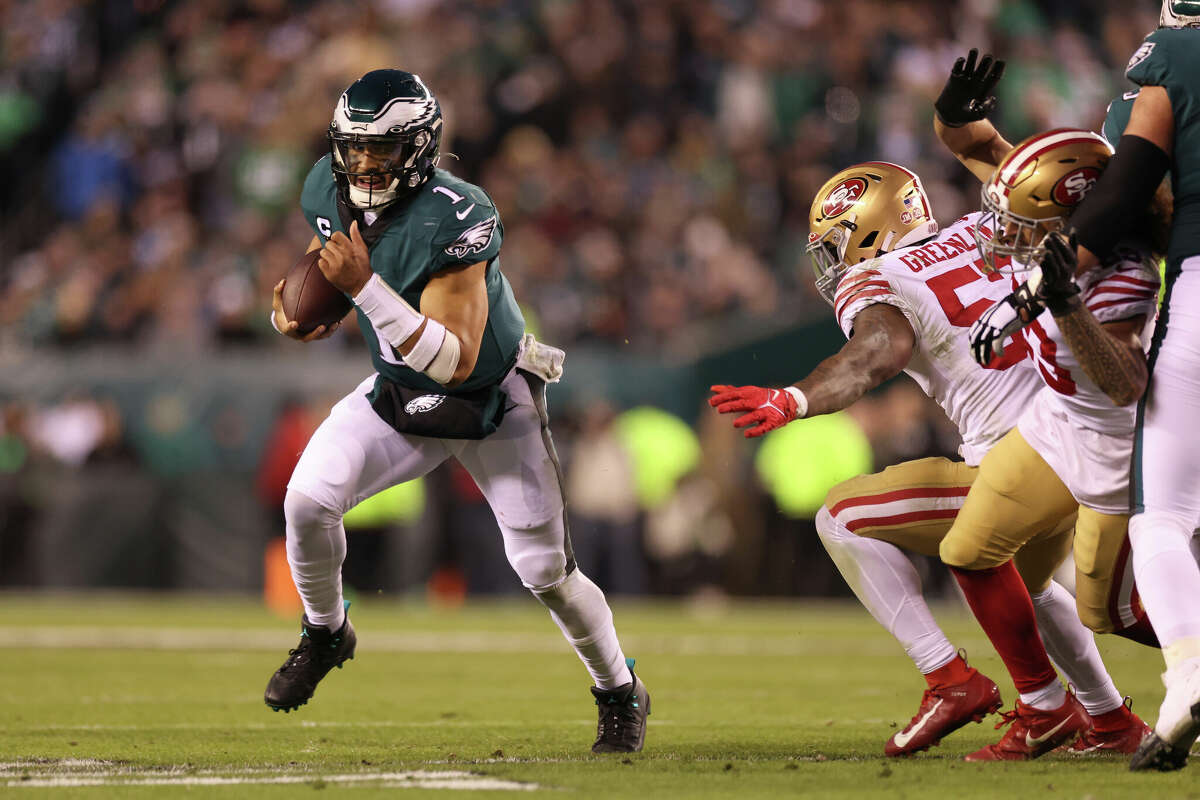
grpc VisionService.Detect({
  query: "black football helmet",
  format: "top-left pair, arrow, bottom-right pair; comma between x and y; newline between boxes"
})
328,69 -> 443,210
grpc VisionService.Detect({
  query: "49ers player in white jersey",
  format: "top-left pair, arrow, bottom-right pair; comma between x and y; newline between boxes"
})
710,159 -> 1145,758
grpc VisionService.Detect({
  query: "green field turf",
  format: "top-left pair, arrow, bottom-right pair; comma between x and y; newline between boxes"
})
0,594 -> 1195,799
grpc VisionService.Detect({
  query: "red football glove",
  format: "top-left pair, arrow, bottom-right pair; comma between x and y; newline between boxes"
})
709,384 -> 799,438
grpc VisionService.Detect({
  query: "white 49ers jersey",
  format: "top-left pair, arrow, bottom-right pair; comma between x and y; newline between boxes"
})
835,212 -> 1042,466
1016,247 -> 1160,433
1014,244 -> 1160,512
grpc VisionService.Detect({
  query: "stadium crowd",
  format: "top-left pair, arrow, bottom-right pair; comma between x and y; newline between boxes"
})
0,0 -> 1162,595
0,0 -> 1156,351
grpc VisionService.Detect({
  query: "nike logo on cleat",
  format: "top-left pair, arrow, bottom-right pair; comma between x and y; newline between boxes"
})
892,699 -> 944,749
1025,717 -> 1073,748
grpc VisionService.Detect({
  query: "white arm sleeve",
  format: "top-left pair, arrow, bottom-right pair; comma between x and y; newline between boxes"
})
352,273 -> 426,349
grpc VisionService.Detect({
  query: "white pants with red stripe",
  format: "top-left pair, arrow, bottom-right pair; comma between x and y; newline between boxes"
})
816,457 -> 1124,714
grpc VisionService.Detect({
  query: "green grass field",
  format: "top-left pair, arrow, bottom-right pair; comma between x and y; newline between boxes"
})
0,594 -> 1195,799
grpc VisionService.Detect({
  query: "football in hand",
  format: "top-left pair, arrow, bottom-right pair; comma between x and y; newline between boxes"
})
281,249 -> 353,334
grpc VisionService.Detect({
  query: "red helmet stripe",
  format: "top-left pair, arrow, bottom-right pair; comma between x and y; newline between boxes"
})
996,129 -> 1110,197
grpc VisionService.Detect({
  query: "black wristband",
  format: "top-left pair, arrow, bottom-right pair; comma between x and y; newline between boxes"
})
1072,134 -> 1171,259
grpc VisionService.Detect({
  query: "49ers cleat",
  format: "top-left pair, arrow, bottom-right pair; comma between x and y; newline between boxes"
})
885,668 -> 1002,756
1067,698 -> 1151,755
965,692 -> 1090,761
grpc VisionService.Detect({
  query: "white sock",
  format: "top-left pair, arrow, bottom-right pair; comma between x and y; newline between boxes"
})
1019,680 -> 1067,711
815,506 -> 957,674
1029,583 -> 1122,716
283,489 -> 347,631
533,569 -> 632,689
1130,511 -> 1200,662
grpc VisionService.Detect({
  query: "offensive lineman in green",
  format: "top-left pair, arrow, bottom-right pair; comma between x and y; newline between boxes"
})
265,69 -> 649,754
1037,1 -> 1200,772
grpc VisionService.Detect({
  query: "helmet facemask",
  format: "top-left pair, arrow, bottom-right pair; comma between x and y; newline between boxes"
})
329,128 -> 435,210
1161,0 -> 1200,27
807,221 -> 855,304
974,184 -> 1065,275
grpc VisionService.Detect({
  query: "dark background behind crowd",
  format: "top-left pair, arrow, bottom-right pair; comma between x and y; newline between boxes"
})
0,0 -> 1157,601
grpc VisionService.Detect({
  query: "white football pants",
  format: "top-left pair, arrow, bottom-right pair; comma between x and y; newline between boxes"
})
285,368 -> 632,689
1130,259 -> 1200,657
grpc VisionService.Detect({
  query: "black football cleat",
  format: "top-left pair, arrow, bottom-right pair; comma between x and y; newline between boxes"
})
591,658 -> 650,754
1130,731 -> 1191,772
264,606 -> 356,712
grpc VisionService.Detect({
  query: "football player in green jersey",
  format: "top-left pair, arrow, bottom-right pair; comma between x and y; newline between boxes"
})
264,70 -> 649,754
1043,1 -> 1200,771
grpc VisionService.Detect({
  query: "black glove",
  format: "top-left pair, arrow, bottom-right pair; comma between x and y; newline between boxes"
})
935,49 -> 1005,128
1038,232 -> 1082,315
968,282 -> 1045,365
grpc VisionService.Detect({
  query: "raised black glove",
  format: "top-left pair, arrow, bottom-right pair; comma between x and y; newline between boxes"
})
935,49 -> 1005,128
968,282 -> 1045,365
1038,232 -> 1082,315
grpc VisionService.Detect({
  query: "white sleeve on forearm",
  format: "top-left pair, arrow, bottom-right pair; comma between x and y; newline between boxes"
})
352,273 -> 426,349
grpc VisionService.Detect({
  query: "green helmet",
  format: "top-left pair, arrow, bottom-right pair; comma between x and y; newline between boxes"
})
1161,0 -> 1200,27
328,69 -> 443,210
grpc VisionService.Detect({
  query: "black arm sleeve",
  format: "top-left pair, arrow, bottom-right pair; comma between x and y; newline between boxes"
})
1071,134 -> 1171,260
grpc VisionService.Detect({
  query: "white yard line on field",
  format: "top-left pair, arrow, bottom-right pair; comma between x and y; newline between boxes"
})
1,768 -> 537,791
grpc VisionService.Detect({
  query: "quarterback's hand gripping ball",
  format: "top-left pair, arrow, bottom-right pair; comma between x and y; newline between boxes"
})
935,48 -> 1005,128
319,220 -> 374,296
273,250 -> 350,342
709,385 -> 799,438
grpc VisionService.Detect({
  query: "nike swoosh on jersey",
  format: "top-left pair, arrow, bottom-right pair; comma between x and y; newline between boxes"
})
892,699 -> 944,748
456,203 -> 476,220
1025,716 -> 1073,748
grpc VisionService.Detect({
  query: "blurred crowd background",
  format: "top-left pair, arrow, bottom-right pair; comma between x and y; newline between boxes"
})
0,0 -> 1158,600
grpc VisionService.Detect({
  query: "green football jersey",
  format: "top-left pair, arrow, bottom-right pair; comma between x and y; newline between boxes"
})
1123,26 -> 1200,264
300,159 -> 525,394
1101,90 -> 1138,146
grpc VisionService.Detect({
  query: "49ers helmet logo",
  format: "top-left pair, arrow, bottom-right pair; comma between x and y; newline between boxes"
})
821,177 -> 868,218
1051,166 -> 1101,207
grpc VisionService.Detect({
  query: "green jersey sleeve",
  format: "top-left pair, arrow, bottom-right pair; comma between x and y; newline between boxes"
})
429,186 -> 503,272
1102,91 -> 1139,145
299,156 -> 338,242
1125,27 -> 1200,130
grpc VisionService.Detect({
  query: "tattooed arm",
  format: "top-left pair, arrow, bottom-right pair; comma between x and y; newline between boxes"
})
797,303 -> 916,416
1053,302 -> 1148,406
1038,232 -> 1148,406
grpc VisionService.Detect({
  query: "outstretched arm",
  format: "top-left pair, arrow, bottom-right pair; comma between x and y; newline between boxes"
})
932,49 -> 1013,182
710,303 -> 915,437
935,117 -> 1014,183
